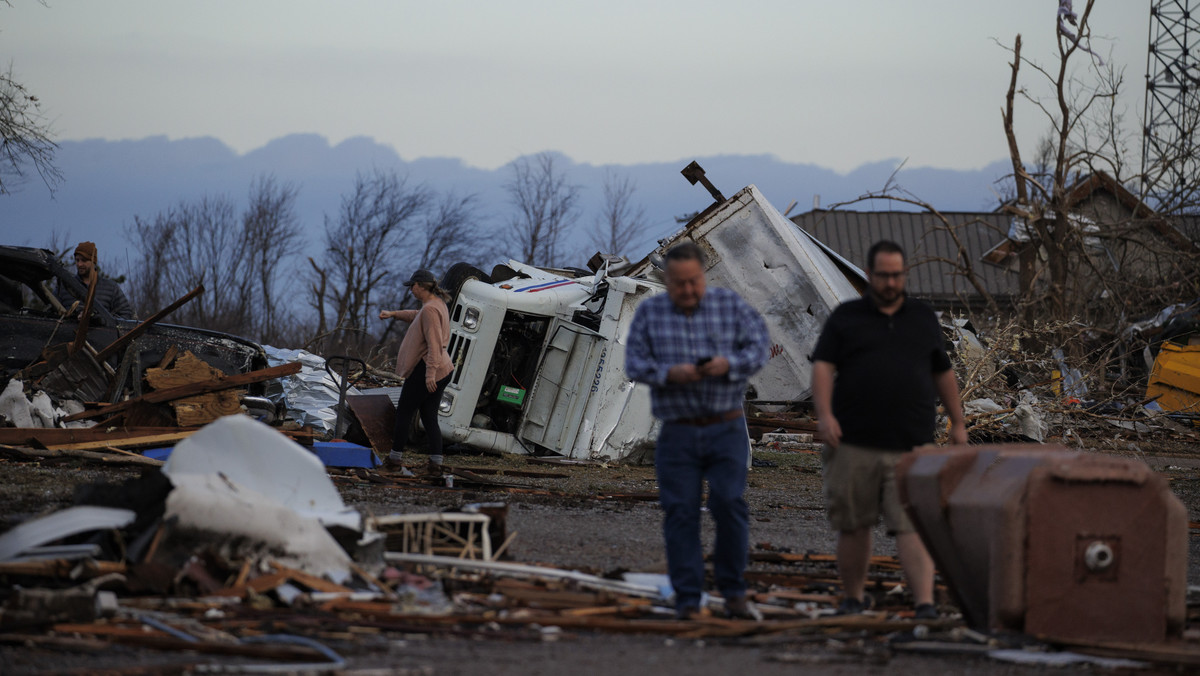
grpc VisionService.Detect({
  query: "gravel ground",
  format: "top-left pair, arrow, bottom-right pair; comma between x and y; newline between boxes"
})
2,440 -> 1199,674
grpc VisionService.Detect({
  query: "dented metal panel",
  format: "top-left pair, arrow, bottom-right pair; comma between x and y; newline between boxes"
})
897,445 -> 1188,642
1147,342 -> 1200,414
568,279 -> 660,461
518,322 -> 605,452
631,185 -> 864,402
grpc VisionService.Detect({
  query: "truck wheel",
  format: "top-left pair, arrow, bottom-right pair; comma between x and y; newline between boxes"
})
441,263 -> 491,305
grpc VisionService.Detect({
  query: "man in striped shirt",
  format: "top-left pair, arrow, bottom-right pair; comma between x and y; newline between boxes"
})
626,241 -> 770,620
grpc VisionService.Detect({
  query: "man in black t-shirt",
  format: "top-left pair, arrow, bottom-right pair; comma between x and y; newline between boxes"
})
811,240 -> 966,620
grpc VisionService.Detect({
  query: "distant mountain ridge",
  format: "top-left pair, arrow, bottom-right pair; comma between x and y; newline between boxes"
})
1,134 -> 1013,270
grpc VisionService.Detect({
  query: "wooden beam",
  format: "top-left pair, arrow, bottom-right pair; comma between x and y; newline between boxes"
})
44,432 -> 195,451
69,268 -> 99,356
63,362 -> 301,423
0,443 -> 163,467
0,427 -> 200,447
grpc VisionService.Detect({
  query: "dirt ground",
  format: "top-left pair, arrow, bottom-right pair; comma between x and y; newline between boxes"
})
2,439 -> 1199,674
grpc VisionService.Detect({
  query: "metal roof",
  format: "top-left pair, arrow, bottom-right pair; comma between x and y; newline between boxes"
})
790,210 -> 1019,310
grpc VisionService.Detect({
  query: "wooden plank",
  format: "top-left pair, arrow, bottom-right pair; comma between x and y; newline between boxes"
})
269,562 -> 355,594
491,579 -> 609,609
244,571 -> 292,593
69,268 -> 99,356
44,431 -> 195,451
209,564 -> 351,597
62,361 -> 302,423
47,625 -> 326,660
0,427 -> 199,447
171,391 -> 241,427
145,351 -> 224,390
0,559 -> 127,578
1039,635 -> 1200,667
156,344 -> 180,369
0,443 -> 163,467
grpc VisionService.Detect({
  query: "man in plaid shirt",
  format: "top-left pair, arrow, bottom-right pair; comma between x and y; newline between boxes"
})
626,241 -> 770,620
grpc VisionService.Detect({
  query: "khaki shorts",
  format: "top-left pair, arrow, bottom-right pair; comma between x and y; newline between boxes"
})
821,442 -> 915,534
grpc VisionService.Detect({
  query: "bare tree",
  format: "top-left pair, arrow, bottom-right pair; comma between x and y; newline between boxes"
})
243,175 -> 302,344
826,166 -> 1005,318
0,63 -> 60,195
126,195 -> 255,334
504,153 -> 581,267
414,191 -> 487,272
997,1 -> 1200,332
307,169 -> 432,355
125,179 -> 304,342
369,190 -> 493,349
589,170 -> 647,258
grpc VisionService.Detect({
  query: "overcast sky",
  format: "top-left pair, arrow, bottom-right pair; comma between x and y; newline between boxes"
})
7,1 -> 1151,174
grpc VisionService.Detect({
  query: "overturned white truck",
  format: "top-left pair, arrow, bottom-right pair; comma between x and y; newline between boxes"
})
434,180 -> 864,462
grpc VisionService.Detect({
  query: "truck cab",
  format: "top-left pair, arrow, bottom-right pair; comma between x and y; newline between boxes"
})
436,261 -> 662,462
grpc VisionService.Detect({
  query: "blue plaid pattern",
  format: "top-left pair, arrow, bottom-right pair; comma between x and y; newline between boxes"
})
625,287 -> 769,421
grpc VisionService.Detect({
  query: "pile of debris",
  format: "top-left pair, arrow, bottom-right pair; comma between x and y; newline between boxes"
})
2,418 -> 1199,672
932,314 -> 1200,453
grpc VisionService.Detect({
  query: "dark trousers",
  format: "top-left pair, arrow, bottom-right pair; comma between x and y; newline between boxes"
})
655,417 -> 750,610
391,361 -> 452,457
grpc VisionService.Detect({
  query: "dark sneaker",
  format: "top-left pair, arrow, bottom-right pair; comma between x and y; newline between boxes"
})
676,605 -> 701,620
724,596 -> 763,621
913,603 -> 938,620
836,595 -> 873,615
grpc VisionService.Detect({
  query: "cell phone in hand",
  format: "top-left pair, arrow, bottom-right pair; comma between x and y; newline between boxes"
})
695,356 -> 713,367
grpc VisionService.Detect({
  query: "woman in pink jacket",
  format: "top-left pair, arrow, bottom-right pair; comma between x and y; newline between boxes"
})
378,269 -> 455,475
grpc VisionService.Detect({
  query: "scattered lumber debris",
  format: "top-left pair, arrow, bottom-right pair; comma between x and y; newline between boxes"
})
62,362 -> 301,425
1,416 -> 1199,672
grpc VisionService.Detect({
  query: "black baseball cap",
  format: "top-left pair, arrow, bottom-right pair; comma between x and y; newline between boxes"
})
403,269 -> 437,287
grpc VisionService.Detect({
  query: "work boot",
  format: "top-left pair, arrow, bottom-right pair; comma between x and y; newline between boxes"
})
835,594 -> 873,615
676,605 -> 701,620
724,596 -> 763,621
424,460 -> 444,476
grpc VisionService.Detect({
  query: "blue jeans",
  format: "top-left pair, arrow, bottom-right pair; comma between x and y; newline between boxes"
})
655,417 -> 750,610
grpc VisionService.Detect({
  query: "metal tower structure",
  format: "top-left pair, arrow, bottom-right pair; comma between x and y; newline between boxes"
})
1142,1 -> 1200,212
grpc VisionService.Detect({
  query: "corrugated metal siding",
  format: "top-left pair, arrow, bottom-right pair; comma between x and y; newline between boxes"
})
791,210 -> 1019,310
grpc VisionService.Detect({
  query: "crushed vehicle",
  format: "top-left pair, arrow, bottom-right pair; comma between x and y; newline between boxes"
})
434,259 -> 664,462
432,169 -> 865,463
0,245 -> 270,403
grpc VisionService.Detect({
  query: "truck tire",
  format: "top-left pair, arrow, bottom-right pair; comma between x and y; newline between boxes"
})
441,263 -> 491,305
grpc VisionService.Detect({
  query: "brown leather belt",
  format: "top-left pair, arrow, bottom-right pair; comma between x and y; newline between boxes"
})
671,409 -> 743,426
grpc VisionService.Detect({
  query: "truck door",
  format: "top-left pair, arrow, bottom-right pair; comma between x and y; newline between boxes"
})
517,320 -> 605,454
